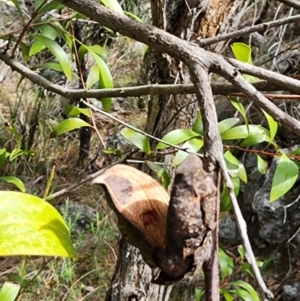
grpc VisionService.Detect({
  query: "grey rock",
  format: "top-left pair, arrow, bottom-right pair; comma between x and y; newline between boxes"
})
219,214 -> 239,244
282,282 -> 300,301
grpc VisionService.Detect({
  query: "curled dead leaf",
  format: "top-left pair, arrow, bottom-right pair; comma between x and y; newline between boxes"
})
92,164 -> 169,250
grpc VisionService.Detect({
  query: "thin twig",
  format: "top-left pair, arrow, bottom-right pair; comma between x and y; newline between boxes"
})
45,149 -> 137,201
196,14 -> 300,47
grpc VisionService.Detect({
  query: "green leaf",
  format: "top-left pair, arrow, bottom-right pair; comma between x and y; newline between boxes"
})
38,0 -> 65,14
262,110 -> 278,142
231,280 -> 260,301
218,248 -> 233,280
156,129 -> 200,149
240,125 -> 270,147
224,150 -> 247,183
146,161 -> 170,189
192,111 -> 203,134
29,25 -> 59,56
221,125 -> 269,145
84,45 -> 113,112
50,118 -> 92,138
121,128 -> 151,155
194,288 -> 203,301
270,154 -> 299,202
38,62 -> 63,73
0,149 -> 6,169
63,104 -> 91,118
100,0 -> 124,14
86,65 -> 100,89
221,291 -> 234,301
0,191 -> 77,258
0,176 -> 26,192
218,118 -> 240,134
230,289 -> 253,301
237,245 -> 245,261
172,138 -> 203,166
0,282 -> 20,301
229,98 -> 248,125
34,35 -> 72,80
257,155 -> 268,175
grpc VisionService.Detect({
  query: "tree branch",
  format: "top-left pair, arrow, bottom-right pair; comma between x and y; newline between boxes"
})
0,52 -> 290,98
276,0 -> 300,9
196,14 -> 300,47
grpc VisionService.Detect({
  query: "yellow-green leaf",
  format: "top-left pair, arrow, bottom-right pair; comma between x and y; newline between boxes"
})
100,0 -> 124,14
0,191 -> 77,258
257,155 -> 268,175
218,118 -> 240,134
0,282 -> 20,301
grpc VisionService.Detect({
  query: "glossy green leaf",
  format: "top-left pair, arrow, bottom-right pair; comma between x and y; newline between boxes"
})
0,149 -> 6,169
229,97 -> 248,125
270,154 -> 299,202
146,161 -> 170,189
50,118 -> 92,138
218,118 -> 240,134
84,46 -> 112,112
229,289 -> 252,301
192,111 -> 203,134
224,150 -> 247,183
0,191 -> 77,258
34,35 -> 72,80
156,129 -> 200,149
0,282 -> 20,301
231,280 -> 260,301
172,138 -> 203,166
240,125 -> 270,147
86,65 -> 100,89
38,0 -> 65,14
63,104 -> 90,118
262,109 -> 278,142
29,25 -> 59,56
121,128 -> 151,155
257,155 -> 268,175
218,248 -> 233,280
0,176 -> 25,192
100,0 -> 124,14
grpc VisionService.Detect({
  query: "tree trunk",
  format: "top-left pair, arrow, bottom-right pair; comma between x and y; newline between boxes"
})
106,1 -> 251,300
